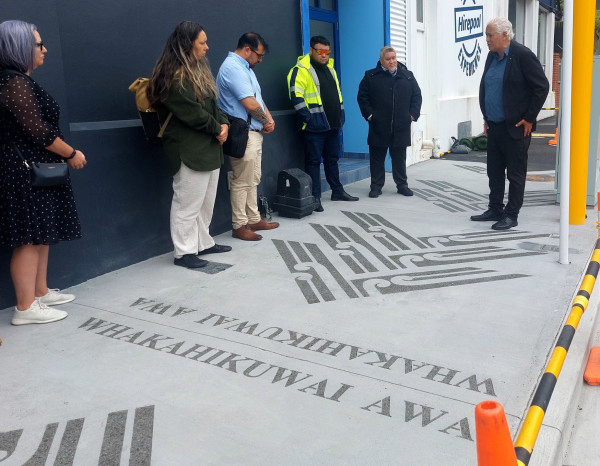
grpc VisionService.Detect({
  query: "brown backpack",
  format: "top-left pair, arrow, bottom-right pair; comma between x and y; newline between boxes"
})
128,77 -> 172,145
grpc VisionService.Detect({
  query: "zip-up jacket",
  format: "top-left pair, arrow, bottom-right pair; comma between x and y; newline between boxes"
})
287,54 -> 345,132
357,62 -> 422,148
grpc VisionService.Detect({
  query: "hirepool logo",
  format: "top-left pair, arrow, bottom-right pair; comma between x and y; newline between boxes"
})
455,1 -> 483,76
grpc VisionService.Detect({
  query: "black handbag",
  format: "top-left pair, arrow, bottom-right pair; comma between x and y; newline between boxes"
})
223,113 -> 251,159
11,143 -> 69,187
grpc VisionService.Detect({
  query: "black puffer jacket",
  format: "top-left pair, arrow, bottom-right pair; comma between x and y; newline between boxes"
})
357,62 -> 422,147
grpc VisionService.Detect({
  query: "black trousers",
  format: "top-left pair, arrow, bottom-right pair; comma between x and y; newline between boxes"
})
369,145 -> 408,191
486,121 -> 531,219
303,130 -> 343,199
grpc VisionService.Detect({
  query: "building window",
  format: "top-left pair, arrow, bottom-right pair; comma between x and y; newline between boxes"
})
537,9 -> 548,70
508,0 -> 526,43
416,0 -> 424,24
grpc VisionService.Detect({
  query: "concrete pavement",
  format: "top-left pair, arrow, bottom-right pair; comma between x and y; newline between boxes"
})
563,305 -> 600,466
1,154 -> 599,465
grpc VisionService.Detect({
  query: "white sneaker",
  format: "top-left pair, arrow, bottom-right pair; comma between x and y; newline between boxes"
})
11,300 -> 68,326
37,288 -> 75,306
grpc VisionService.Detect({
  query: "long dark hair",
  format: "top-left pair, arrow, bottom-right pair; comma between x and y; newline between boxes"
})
147,21 -> 216,108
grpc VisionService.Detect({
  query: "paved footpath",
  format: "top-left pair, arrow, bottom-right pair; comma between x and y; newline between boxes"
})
1,157 -> 599,465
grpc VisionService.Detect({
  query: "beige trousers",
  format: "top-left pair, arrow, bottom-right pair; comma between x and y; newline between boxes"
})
229,131 -> 263,230
170,163 -> 219,258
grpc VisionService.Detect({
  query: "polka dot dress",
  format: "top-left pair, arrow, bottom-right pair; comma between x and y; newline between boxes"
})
0,70 -> 81,248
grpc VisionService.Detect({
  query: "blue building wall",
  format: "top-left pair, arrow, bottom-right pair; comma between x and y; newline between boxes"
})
338,0 -> 386,158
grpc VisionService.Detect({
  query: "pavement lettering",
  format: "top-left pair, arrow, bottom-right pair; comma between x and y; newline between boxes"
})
78,317 -> 474,441
79,317 -> 354,401
361,397 -> 472,441
130,298 -> 497,396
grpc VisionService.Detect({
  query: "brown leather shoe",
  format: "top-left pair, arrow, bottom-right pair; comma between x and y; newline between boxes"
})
248,218 -> 280,231
232,225 -> 262,241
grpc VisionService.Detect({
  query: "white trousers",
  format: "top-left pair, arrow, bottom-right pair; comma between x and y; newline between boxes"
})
170,163 -> 219,258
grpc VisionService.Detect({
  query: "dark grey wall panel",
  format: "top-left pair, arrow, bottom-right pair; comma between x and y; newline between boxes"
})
1,0 -> 72,137
0,1 -> 306,308
55,0 -> 303,121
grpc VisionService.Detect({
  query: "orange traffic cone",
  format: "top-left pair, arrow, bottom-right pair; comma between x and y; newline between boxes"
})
475,401 -> 517,466
548,128 -> 558,146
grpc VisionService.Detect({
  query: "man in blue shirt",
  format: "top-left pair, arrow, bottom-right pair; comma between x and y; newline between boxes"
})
473,18 -> 549,230
217,32 -> 279,241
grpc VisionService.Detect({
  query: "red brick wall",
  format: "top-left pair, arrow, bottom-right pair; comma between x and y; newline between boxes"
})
552,52 -> 561,107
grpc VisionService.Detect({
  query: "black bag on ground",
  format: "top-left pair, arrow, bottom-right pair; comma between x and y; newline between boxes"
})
223,113 -> 251,158
449,136 -> 472,154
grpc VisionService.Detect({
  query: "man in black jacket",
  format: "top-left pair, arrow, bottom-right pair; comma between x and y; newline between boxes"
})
472,17 -> 549,230
357,46 -> 422,198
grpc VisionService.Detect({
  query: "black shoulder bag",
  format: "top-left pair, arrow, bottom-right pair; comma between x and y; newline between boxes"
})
223,113 -> 252,159
11,143 -> 69,187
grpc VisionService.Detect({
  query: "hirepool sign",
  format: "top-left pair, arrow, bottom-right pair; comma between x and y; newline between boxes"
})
455,2 -> 483,76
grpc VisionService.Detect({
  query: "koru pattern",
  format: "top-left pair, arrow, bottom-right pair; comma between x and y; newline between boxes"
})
274,211 -> 549,304
412,179 -> 556,213
456,164 -> 487,175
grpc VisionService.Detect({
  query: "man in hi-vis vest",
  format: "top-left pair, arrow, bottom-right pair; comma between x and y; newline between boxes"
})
287,35 -> 359,213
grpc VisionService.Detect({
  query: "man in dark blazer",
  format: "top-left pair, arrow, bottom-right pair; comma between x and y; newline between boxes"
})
472,17 -> 549,230
357,46 -> 422,198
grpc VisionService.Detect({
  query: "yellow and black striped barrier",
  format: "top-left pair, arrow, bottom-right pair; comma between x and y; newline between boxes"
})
513,238 -> 600,465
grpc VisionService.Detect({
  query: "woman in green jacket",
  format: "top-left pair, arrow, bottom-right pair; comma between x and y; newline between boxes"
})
148,21 -> 231,269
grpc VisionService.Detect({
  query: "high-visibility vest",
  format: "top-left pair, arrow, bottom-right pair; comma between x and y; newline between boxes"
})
287,54 -> 344,131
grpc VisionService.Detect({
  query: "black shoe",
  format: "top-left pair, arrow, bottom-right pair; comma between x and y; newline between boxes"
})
397,186 -> 413,196
368,190 -> 381,198
198,244 -> 232,255
331,191 -> 359,201
470,210 -> 503,222
491,216 -> 518,230
174,254 -> 208,268
314,199 -> 324,212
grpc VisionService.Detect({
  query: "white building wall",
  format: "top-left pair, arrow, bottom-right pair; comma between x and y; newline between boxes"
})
396,0 -> 555,160
420,0 -> 499,154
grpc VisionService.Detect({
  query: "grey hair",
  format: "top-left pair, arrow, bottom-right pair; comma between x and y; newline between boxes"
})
379,46 -> 396,59
487,17 -> 515,40
0,20 -> 37,73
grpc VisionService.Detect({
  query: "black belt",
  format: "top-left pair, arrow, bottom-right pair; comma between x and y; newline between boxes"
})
249,129 -> 261,132
487,120 -> 505,125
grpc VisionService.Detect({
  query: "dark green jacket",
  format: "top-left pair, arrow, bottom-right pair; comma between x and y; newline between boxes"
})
158,79 -> 228,175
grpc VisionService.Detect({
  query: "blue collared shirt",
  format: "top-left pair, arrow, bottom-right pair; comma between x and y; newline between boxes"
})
216,52 -> 266,131
484,44 -> 510,122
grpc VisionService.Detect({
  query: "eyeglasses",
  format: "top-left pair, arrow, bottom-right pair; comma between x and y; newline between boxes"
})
250,49 -> 265,59
35,42 -> 44,50
311,48 -> 331,55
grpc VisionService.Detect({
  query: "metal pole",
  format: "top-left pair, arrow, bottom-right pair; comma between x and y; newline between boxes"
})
559,0 -> 573,264
570,0 -> 595,224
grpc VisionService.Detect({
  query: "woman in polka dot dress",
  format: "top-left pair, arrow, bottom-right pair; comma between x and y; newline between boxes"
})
0,20 -> 87,326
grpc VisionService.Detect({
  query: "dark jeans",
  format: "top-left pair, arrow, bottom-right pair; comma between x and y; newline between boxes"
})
369,145 -> 408,191
486,121 -> 531,219
303,130 -> 343,199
